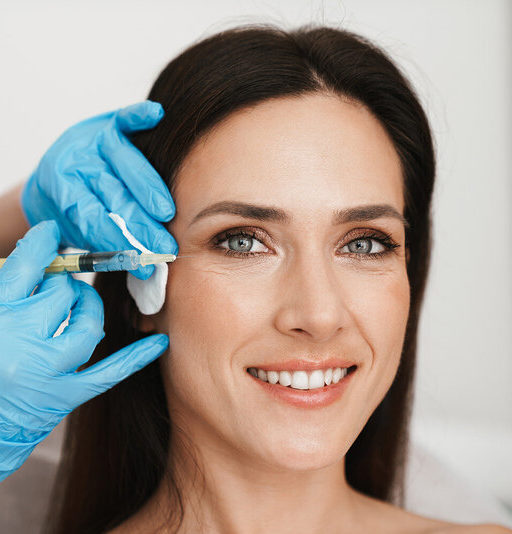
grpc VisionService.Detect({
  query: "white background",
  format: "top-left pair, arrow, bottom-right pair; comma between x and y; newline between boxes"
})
1,0 -> 511,526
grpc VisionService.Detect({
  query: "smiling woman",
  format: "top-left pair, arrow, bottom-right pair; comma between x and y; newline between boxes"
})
43,24 -> 508,534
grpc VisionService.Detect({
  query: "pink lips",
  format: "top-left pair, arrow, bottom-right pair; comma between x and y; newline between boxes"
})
247,367 -> 356,409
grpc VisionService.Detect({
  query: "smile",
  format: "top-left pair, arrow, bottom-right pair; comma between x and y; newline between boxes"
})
246,366 -> 357,409
247,366 -> 357,390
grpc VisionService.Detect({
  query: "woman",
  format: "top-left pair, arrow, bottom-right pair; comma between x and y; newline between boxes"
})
44,24 -> 510,533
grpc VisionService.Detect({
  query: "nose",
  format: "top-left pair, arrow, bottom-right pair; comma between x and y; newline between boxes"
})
273,251 -> 351,343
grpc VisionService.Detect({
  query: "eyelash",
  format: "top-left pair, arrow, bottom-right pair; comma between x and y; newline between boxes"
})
211,227 -> 400,261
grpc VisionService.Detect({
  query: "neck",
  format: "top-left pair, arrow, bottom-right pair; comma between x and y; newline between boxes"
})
140,423 -> 363,534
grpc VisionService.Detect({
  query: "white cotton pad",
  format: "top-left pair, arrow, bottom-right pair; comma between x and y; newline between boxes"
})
108,212 -> 167,315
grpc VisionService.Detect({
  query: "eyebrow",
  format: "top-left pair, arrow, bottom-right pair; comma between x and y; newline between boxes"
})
189,201 -> 409,229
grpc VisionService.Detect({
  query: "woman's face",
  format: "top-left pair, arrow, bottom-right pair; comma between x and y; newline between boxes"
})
156,93 -> 410,472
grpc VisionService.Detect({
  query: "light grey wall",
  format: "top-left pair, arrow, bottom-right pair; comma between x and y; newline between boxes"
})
1,0 -> 510,523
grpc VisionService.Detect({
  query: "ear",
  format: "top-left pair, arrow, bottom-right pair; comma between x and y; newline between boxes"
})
406,247 -> 410,264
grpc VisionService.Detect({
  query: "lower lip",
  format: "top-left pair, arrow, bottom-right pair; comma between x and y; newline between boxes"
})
247,369 -> 356,409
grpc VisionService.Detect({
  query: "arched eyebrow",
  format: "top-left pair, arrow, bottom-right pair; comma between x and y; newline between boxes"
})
188,201 -> 409,229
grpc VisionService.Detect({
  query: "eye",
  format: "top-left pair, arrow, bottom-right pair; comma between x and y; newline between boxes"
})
340,231 -> 400,261
213,229 -> 269,257
343,237 -> 385,254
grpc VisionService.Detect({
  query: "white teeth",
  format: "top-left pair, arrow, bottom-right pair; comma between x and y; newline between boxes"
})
291,371 -> 309,390
309,369 -> 325,389
324,368 -> 333,385
267,371 -> 279,384
248,366 -> 352,390
278,371 -> 292,387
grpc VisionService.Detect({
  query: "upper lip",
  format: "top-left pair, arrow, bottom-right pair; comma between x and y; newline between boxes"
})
248,358 -> 358,372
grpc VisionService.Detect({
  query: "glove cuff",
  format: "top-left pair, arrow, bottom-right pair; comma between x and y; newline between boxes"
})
0,437 -> 41,482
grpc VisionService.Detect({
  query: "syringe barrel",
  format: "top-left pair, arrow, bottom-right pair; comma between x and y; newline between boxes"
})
45,250 -> 140,273
82,250 -> 140,272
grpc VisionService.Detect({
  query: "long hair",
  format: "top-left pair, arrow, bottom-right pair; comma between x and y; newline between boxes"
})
45,23 -> 435,533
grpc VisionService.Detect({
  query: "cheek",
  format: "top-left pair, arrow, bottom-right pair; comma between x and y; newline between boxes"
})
351,269 -> 410,402
160,262 -> 277,432
162,262 -> 271,378
357,271 -> 410,353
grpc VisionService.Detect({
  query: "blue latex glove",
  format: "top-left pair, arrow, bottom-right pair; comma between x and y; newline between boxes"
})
21,100 -> 178,280
0,221 -> 169,482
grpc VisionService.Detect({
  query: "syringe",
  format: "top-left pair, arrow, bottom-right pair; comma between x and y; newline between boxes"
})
0,250 -> 178,274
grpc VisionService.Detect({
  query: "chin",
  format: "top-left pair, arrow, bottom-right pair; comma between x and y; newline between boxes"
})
259,433 -> 348,472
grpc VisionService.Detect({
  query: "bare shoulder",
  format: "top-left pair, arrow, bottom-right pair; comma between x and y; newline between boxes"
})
401,514 -> 512,534
398,510 -> 512,534
348,489 -> 511,534
434,526 -> 512,534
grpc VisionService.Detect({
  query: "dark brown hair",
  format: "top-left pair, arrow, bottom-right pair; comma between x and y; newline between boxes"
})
45,23 -> 435,533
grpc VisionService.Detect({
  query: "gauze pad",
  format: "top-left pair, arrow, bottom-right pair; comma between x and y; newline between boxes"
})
108,212 -> 167,315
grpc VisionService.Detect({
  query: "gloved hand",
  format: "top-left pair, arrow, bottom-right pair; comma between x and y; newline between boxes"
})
21,100 -> 178,280
0,220 -> 169,482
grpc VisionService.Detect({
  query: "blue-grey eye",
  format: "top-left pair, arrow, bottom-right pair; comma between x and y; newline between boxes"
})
228,235 -> 253,252
217,231 -> 268,254
346,238 -> 384,254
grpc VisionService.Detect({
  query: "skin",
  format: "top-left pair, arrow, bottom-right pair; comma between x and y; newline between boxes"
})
112,94 -> 508,534
0,183 -> 30,257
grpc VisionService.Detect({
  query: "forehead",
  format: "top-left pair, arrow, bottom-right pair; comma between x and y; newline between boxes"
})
174,93 -> 404,216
